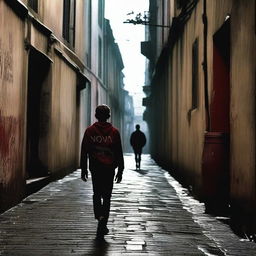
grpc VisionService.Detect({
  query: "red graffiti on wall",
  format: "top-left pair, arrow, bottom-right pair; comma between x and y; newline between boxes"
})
0,111 -> 20,175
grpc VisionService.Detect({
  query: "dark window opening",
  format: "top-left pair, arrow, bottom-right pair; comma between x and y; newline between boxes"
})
98,37 -> 102,78
63,0 -> 76,47
192,38 -> 199,109
27,49 -> 50,178
28,0 -> 38,12
177,0 -> 190,9
85,0 -> 92,68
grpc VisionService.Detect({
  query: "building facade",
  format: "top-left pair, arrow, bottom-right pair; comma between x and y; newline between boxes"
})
143,0 -> 256,234
123,90 -> 135,153
0,0 -> 88,212
0,0 -> 126,213
104,19 -> 125,133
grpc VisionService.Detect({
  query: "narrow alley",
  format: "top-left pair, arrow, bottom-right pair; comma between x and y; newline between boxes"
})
1,154 -> 256,256
1,0 -> 256,244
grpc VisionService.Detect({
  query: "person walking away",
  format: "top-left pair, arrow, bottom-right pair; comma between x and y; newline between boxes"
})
80,105 -> 124,239
130,124 -> 146,170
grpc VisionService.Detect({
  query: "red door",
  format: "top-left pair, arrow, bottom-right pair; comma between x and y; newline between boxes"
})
202,20 -> 230,214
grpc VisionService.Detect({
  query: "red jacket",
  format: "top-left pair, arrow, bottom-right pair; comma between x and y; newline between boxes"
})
80,122 -> 124,171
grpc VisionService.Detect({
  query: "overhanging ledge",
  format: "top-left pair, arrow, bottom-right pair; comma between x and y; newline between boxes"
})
4,0 -> 28,20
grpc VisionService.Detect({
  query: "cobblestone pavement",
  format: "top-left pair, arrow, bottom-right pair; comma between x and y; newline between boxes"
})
1,154 -> 256,255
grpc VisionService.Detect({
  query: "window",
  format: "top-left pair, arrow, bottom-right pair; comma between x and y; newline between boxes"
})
63,0 -> 76,47
85,0 -> 92,68
98,37 -> 102,78
98,0 -> 103,28
192,38 -> 199,109
28,0 -> 38,12
177,0 -> 188,9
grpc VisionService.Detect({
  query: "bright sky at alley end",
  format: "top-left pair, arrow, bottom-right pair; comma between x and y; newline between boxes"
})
105,0 -> 149,116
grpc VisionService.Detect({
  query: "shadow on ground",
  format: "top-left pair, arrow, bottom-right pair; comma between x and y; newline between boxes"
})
85,238 -> 109,256
131,169 -> 148,175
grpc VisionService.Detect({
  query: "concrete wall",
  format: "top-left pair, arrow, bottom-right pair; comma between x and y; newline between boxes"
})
204,0 -> 256,215
181,2 -> 205,191
104,20 -> 125,133
83,0 -> 108,124
0,0 -> 87,212
48,55 -> 78,172
229,0 -> 255,213
25,1 -> 86,175
0,1 -> 27,211
0,0 -> 126,213
146,0 -> 256,230
40,0 -> 85,60
149,1 -> 205,192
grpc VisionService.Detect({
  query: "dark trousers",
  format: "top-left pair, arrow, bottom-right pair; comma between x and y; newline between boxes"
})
133,147 -> 142,167
90,168 -> 115,224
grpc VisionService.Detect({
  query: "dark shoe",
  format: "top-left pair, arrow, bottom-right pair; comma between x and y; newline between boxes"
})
97,225 -> 109,235
97,220 -> 109,237
102,226 -> 109,235
96,233 -> 104,240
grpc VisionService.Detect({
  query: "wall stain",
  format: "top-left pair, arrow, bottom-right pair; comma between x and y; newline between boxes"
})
0,111 -> 20,183
0,33 -> 14,83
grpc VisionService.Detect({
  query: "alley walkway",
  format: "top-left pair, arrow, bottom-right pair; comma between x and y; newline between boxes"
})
1,154 -> 256,255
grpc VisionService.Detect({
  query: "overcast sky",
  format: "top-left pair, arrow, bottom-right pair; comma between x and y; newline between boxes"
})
105,0 -> 149,115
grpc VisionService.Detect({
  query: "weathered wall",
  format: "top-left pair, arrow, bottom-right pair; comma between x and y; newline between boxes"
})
205,0 -> 256,214
104,20 -> 125,133
41,0 -> 63,39
75,0 -> 85,59
0,2 -> 27,211
79,85 -> 91,142
229,0 -> 256,212
48,54 -> 78,172
83,0 -> 107,123
0,0 -> 88,212
0,0 -> 125,213
40,0 -> 85,60
150,1 -> 205,192
147,0 -> 256,226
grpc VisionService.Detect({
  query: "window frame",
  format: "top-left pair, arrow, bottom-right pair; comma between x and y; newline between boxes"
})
63,0 -> 76,48
191,38 -> 199,110
28,0 -> 38,13
98,36 -> 103,78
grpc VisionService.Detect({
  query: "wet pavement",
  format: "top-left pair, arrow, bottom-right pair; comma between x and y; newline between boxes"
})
1,154 -> 256,255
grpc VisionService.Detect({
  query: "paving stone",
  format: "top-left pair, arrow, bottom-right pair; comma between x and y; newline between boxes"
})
1,154 -> 256,255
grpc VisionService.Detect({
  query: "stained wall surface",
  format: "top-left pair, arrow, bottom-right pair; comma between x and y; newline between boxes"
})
0,2 -> 27,210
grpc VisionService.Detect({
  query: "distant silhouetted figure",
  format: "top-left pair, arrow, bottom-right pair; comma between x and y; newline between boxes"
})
80,105 -> 124,240
130,124 -> 146,170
